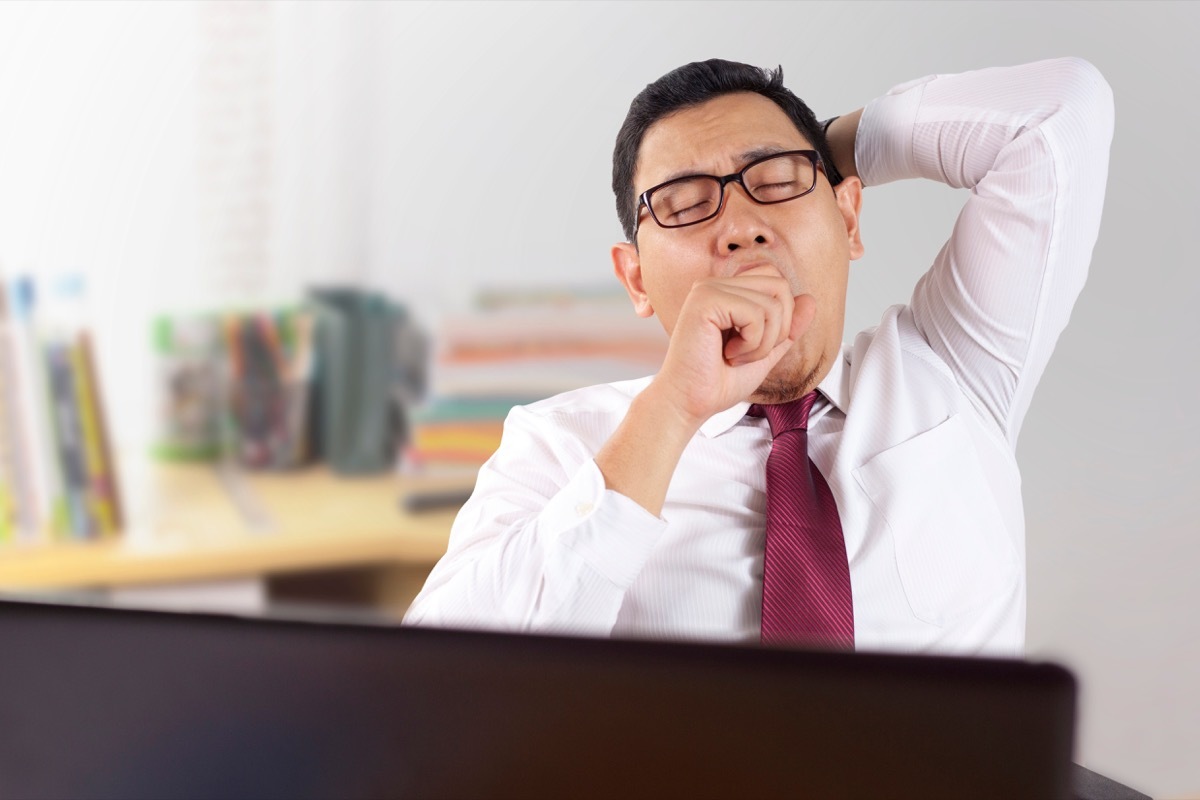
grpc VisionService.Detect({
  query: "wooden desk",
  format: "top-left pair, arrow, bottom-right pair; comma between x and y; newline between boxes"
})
0,461 -> 467,616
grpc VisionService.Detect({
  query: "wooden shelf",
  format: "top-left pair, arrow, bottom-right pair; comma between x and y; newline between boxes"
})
0,461 -> 466,591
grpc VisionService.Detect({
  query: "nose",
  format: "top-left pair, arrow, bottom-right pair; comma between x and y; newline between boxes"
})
716,182 -> 772,252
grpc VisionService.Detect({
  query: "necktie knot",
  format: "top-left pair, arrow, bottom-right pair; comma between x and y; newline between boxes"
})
749,391 -> 817,438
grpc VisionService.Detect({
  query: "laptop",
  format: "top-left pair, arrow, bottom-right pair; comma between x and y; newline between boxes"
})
0,597 -> 1079,799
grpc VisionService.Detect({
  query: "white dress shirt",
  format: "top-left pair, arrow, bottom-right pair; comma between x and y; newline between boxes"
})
404,58 -> 1114,656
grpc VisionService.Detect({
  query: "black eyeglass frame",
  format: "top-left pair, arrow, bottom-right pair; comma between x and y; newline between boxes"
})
634,149 -> 824,235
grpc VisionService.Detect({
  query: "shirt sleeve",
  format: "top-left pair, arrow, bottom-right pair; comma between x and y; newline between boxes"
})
856,57 -> 1115,446
402,402 -> 668,635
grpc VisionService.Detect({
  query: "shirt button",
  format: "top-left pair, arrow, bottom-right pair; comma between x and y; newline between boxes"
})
574,502 -> 594,517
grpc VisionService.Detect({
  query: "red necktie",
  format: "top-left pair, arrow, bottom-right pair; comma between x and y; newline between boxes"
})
749,392 -> 854,649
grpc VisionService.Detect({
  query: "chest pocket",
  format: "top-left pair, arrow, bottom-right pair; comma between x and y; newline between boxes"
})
853,414 -> 1018,627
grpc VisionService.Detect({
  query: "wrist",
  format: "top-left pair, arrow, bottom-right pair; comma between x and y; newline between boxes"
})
636,378 -> 707,448
824,108 -> 863,182
594,382 -> 700,517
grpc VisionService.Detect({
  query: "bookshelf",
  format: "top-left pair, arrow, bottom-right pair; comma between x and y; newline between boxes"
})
0,459 -> 466,617
3,283 -> 660,617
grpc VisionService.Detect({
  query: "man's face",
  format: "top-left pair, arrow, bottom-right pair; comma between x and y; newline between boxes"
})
613,91 -> 864,403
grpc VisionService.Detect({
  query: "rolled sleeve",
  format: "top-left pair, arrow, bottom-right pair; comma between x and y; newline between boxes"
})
856,73 -> 934,187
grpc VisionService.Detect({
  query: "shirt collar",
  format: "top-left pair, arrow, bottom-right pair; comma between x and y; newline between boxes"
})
697,346 -> 850,438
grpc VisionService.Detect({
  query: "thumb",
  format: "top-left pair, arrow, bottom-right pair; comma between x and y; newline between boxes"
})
788,294 -> 817,341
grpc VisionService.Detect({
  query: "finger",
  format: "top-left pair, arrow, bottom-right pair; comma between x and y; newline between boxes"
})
711,274 -> 796,345
722,291 -> 793,364
709,273 -> 796,313
724,321 -> 769,365
713,279 -> 796,319
705,293 -> 772,362
725,292 -> 813,366
678,277 -> 796,367
715,294 -> 785,365
731,333 -> 798,390
788,294 -> 817,341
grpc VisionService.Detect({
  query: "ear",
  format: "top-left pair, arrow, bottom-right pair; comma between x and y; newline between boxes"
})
834,176 -> 865,261
612,241 -> 654,318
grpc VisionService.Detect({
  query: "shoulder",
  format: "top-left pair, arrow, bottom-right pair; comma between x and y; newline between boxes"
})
501,376 -> 652,453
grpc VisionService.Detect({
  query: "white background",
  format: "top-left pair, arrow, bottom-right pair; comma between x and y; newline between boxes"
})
1,2 -> 1196,795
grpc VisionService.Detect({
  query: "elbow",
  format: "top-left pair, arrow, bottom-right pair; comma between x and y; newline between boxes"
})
1054,57 -> 1115,144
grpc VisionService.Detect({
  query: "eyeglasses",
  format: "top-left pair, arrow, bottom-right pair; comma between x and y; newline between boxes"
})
635,150 -> 823,234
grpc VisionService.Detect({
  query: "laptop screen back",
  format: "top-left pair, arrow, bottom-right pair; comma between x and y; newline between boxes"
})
0,599 -> 1076,799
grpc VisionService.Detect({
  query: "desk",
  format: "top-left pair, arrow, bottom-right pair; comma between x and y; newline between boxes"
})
0,467 -> 1160,800
0,461 -> 465,616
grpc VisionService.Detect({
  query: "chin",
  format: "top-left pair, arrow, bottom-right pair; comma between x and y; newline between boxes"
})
752,350 -> 826,405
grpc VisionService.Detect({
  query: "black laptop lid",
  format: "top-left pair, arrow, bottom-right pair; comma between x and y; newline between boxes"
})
0,598 -> 1076,799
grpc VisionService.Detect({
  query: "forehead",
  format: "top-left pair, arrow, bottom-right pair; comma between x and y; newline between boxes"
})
635,92 -> 812,191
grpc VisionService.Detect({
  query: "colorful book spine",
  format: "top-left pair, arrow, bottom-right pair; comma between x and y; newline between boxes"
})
0,274 -> 122,545
0,280 -> 36,543
44,341 -> 92,539
69,336 -> 118,537
79,332 -> 123,533
0,295 -> 16,543
7,277 -> 68,541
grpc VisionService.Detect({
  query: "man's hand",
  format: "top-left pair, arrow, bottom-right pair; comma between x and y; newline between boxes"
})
651,265 -> 816,429
595,266 -> 816,517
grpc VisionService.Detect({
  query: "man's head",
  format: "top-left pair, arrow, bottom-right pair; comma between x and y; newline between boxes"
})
612,60 -> 844,243
610,59 -> 864,404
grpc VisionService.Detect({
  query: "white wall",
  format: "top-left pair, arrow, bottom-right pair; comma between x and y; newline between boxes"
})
2,2 -> 1196,795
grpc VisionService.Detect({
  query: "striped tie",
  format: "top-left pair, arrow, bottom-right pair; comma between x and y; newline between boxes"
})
749,392 -> 854,649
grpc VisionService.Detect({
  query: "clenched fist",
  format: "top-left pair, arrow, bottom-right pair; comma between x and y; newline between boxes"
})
653,264 -> 817,428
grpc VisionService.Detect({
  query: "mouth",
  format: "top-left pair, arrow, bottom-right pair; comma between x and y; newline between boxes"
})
729,261 -> 803,295
730,261 -> 777,278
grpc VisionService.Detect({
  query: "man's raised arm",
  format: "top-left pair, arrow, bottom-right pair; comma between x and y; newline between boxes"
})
849,57 -> 1114,445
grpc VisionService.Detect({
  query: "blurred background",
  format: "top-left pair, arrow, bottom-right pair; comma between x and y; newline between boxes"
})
0,1 -> 1197,795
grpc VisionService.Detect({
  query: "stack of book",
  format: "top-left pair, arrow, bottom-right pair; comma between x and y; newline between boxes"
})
0,275 -> 122,546
402,288 -> 667,475
151,290 -> 415,477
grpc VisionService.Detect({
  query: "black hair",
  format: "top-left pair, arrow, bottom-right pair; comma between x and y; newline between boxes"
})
611,59 -> 842,243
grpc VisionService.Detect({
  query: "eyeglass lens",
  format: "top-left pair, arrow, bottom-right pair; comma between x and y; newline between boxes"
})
649,152 -> 816,228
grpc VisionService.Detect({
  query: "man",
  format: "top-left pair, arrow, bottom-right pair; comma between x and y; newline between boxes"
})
404,57 -> 1113,655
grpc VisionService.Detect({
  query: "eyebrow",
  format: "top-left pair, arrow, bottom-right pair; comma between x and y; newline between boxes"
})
656,145 -> 795,185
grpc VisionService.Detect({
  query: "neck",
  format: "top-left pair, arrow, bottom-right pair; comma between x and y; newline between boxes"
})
750,352 -> 826,405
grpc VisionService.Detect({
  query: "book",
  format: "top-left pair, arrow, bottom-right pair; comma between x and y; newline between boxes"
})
79,332 -> 123,533
0,274 -> 122,546
8,277 -> 70,541
150,314 -> 222,461
0,278 -> 44,543
403,288 -> 665,475
44,341 -> 92,539
69,335 -> 120,537
0,280 -> 18,542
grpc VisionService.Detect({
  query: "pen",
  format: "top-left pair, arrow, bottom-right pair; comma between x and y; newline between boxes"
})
400,488 -> 474,513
